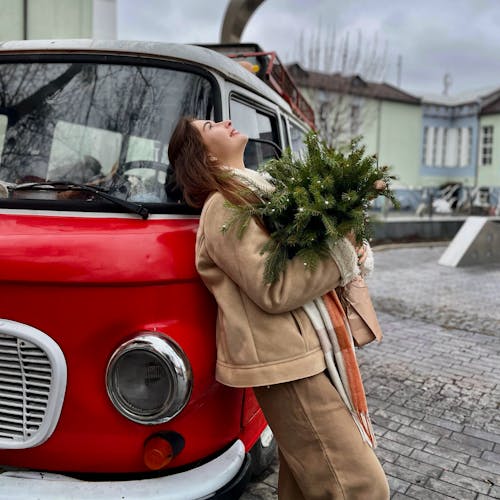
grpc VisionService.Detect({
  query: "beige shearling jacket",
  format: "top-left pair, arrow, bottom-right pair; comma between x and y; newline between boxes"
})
195,191 -> 359,388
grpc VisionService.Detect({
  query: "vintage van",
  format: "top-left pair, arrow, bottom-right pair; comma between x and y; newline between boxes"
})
0,40 -> 311,499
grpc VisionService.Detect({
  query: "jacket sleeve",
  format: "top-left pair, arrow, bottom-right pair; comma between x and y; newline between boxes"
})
197,193 -> 359,314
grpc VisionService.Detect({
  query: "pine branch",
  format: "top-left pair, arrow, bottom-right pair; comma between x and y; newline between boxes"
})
221,131 -> 399,283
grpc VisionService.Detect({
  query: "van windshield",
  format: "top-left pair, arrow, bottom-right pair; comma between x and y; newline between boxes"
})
0,62 -> 214,205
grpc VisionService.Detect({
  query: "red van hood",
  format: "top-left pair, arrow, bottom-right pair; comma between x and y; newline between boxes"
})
0,212 -> 200,283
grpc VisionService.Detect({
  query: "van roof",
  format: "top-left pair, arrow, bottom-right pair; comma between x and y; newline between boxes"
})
0,39 -> 298,119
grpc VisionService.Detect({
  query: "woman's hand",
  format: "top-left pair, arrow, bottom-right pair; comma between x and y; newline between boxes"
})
356,243 -> 368,266
346,232 -> 367,266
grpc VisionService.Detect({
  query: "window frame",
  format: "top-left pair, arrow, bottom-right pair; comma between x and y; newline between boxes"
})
480,125 -> 494,166
229,92 -> 280,145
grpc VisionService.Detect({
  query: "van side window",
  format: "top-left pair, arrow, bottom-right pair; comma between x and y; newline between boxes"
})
230,98 -> 279,170
289,121 -> 306,157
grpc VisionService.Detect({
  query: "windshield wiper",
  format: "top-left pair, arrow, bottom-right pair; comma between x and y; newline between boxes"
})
11,181 -> 149,219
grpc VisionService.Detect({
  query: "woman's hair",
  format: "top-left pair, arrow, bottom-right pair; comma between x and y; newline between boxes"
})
167,117 -> 259,208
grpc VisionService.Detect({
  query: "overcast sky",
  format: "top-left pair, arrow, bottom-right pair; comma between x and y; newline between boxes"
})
117,0 -> 500,98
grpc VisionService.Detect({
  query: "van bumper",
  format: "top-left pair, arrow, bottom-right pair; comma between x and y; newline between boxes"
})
0,440 -> 250,500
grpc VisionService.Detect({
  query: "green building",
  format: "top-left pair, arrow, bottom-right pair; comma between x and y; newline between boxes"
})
287,64 -> 422,191
0,0 -> 116,40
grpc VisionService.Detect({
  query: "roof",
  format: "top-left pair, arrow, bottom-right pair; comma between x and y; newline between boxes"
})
481,95 -> 500,115
287,63 -> 420,105
0,39 -> 295,116
421,85 -> 500,106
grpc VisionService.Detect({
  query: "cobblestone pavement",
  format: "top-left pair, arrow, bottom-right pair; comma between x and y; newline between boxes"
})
242,245 -> 500,499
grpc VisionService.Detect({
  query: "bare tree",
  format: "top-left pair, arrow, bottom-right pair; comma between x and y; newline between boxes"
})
288,27 -> 389,148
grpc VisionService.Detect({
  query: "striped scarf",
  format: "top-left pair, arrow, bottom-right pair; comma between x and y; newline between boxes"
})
229,167 -> 376,448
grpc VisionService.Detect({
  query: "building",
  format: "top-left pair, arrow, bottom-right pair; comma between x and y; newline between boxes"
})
287,63 -> 500,212
287,63 -> 422,190
421,87 -> 500,189
0,0 -> 116,40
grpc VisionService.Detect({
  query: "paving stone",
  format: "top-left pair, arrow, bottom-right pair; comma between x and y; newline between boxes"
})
383,430 -> 427,451
468,456 -> 500,475
391,493 -> 417,500
424,477 -> 477,500
377,408 -> 413,427
376,446 -> 399,464
464,426 -> 500,445
488,485 -> 500,499
378,437 -> 414,457
423,415 -> 464,433
437,436 -> 484,457
439,470 -> 491,494
422,443 -> 470,464
409,449 -> 457,471
382,462 -> 428,486
385,404 -> 426,422
409,420 -> 453,439
482,450 -> 500,465
405,484 -> 455,500
372,413 -> 403,432
397,424 -> 442,445
395,455 -> 442,478
453,463 -> 500,489
449,431 -> 496,451
386,474 -> 411,494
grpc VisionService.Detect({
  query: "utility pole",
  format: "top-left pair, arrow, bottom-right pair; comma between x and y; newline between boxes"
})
396,54 -> 402,87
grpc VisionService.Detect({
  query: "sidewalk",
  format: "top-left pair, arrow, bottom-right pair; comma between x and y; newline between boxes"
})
242,245 -> 500,499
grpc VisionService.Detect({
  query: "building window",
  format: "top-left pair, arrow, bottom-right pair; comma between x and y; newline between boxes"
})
442,128 -> 448,166
434,127 -> 444,167
468,127 -> 473,165
431,127 -> 437,166
458,127 -> 470,167
422,126 -> 428,165
481,125 -> 493,165
444,128 -> 459,167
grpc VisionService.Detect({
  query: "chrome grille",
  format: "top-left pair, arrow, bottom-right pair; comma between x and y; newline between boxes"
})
0,335 -> 52,442
0,320 -> 66,449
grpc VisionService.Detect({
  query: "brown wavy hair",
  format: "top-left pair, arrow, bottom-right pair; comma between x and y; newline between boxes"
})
167,117 -> 259,208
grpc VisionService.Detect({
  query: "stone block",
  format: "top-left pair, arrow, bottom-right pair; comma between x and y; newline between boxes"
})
439,217 -> 500,267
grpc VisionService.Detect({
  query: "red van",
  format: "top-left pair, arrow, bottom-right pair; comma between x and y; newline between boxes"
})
0,40 -> 310,499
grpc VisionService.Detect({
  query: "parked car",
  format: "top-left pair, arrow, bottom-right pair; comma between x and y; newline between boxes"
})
0,40 -> 310,499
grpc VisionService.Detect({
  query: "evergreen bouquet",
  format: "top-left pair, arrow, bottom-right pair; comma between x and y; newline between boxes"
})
222,131 -> 399,284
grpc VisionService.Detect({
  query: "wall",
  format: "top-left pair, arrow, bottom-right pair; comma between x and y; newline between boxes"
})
0,0 -> 116,40
363,99 -> 422,188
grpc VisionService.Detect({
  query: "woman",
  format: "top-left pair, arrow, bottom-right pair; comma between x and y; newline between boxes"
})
168,117 -> 389,500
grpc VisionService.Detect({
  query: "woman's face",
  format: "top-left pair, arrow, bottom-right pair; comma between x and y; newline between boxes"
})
192,119 -> 248,165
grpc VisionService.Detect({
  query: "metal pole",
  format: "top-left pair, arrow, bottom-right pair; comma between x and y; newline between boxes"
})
23,0 -> 28,40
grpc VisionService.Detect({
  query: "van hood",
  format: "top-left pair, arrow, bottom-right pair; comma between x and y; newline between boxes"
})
0,212 -> 199,283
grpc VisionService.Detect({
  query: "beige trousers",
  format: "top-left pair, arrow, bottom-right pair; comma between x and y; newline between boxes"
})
253,371 -> 390,500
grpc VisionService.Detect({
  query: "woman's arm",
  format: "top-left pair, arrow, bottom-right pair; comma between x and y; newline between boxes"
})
197,193 -> 359,314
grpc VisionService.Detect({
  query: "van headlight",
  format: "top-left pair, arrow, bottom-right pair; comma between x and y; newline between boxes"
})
106,333 -> 192,424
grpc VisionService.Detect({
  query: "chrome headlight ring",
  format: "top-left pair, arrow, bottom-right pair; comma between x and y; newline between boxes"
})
106,333 -> 192,425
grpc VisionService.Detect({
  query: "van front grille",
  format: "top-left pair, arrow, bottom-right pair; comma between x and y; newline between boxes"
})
0,320 -> 66,449
0,335 -> 52,442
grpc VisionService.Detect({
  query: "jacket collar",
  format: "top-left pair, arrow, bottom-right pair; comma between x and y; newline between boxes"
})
223,166 -> 275,195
